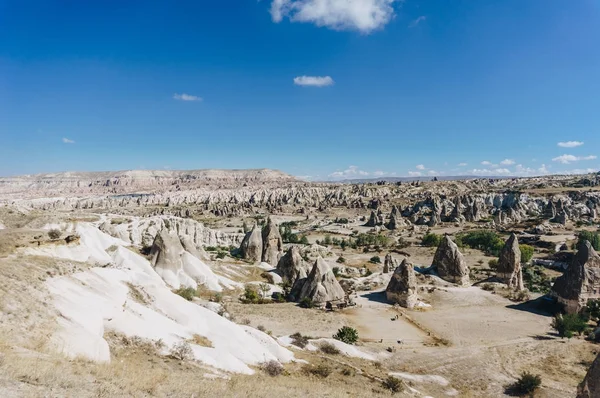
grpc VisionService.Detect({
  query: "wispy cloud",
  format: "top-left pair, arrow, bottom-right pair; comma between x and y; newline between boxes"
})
552,154 -> 597,164
458,162 -> 468,167
293,76 -> 334,87
62,137 -> 75,144
557,141 -> 584,148
408,171 -> 422,177
409,15 -> 426,28
270,0 -> 398,33
173,93 -> 202,101
415,164 -> 425,170
328,165 -> 396,180
500,159 -> 515,165
481,160 -> 492,166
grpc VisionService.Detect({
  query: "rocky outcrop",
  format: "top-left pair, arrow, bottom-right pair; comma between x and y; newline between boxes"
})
277,246 -> 310,286
383,253 -> 398,274
297,257 -> 345,304
180,235 -> 210,261
551,240 -> 600,313
365,210 -> 384,227
578,351 -> 600,398
497,233 -> 524,290
386,259 -> 418,308
432,235 -> 469,286
261,217 -> 283,266
240,225 -> 263,262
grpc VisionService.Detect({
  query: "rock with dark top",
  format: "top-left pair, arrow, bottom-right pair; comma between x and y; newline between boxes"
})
551,240 -> 600,313
497,233 -> 524,290
261,217 -> 283,266
578,351 -> 600,398
432,235 -> 470,286
383,253 -> 398,274
277,246 -> 310,286
239,224 -> 263,263
385,259 -> 418,308
297,257 -> 345,304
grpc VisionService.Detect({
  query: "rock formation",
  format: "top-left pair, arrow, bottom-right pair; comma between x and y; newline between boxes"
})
386,259 -> 418,308
180,235 -> 210,261
261,217 -> 283,266
578,351 -> 600,398
297,257 -> 345,304
432,235 -> 470,286
276,246 -> 310,286
497,233 -> 524,290
149,229 -> 195,288
551,240 -> 600,313
383,253 -> 398,274
240,225 -> 263,262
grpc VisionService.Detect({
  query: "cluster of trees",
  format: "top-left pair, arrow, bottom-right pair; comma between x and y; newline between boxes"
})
317,233 -> 392,250
279,223 -> 309,244
552,299 -> 600,339
579,230 -> 600,250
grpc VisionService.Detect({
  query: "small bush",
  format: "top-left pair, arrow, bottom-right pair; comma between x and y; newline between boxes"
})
216,251 -> 227,259
257,325 -> 266,332
174,287 -> 196,301
304,364 -> 331,378
261,360 -> 284,377
242,285 -> 260,303
341,367 -> 354,376
299,297 -> 315,309
421,233 -> 442,247
170,341 -> 193,360
319,342 -> 341,355
48,229 -> 62,240
290,332 -> 310,348
508,372 -> 541,396
336,256 -> 346,263
552,313 -> 590,338
382,376 -> 404,394
488,259 -> 499,270
519,244 -> 535,264
369,256 -> 381,264
333,326 -> 358,345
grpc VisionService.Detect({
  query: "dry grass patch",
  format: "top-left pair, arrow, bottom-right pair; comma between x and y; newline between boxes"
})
189,334 -> 213,348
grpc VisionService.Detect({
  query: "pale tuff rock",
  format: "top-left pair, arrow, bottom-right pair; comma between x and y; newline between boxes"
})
276,246 -> 311,286
149,229 -> 195,289
578,351 -> 600,398
386,259 -> 418,308
261,217 -> 283,266
432,235 -> 470,286
180,235 -> 210,261
365,210 -> 384,227
383,253 -> 398,274
551,240 -> 600,313
297,257 -> 345,304
497,233 -> 524,290
240,225 -> 263,262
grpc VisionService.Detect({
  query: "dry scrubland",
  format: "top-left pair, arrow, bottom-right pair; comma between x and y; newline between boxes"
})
1,170 -> 600,397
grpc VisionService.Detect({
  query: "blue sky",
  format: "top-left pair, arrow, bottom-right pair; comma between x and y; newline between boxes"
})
1,0 -> 599,180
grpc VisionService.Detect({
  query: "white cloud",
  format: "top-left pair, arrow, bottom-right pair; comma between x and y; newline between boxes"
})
458,162 -> 468,167
557,141 -> 584,148
500,159 -> 515,165
427,170 -> 437,175
481,160 -> 492,166
173,93 -> 202,101
538,164 -> 549,174
552,154 -> 597,164
415,164 -> 425,170
62,137 -> 75,144
328,165 -> 369,179
293,75 -> 334,87
409,15 -> 426,28
408,171 -> 422,177
270,0 -> 398,33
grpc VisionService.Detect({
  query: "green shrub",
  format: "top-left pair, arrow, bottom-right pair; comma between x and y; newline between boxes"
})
456,230 -> 504,256
488,259 -> 499,270
519,244 -> 534,264
369,256 -> 381,264
216,251 -> 227,259
261,360 -> 284,377
299,297 -> 315,309
332,267 -> 340,277
336,256 -> 346,263
333,326 -> 358,345
552,313 -> 590,338
578,231 -> 600,250
242,285 -> 260,303
421,233 -> 442,247
510,372 -> 541,396
174,287 -> 196,301
382,376 -> 404,394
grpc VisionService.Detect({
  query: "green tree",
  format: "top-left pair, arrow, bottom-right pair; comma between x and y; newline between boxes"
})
421,233 -> 442,247
552,313 -> 590,338
519,244 -> 535,263
333,326 -> 359,345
